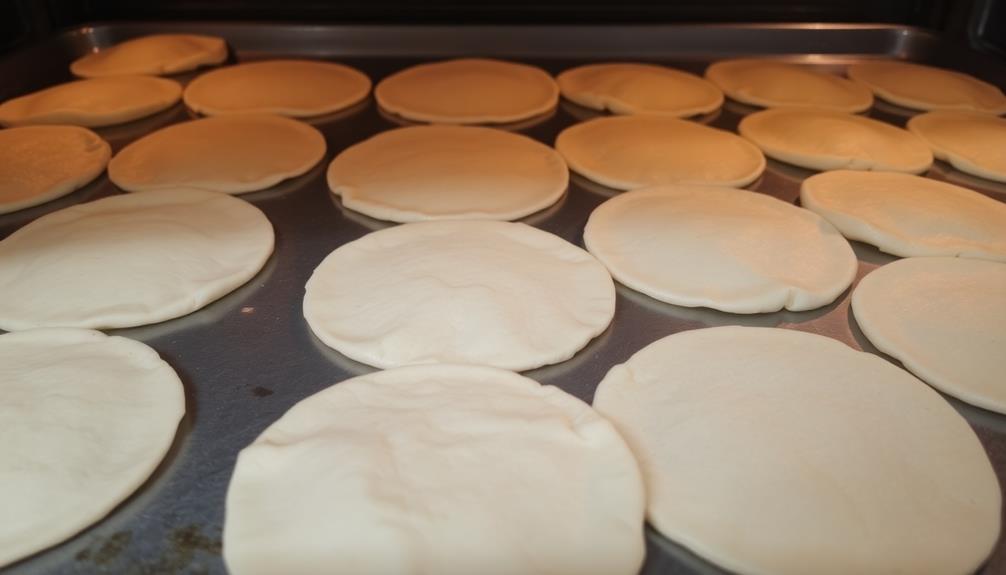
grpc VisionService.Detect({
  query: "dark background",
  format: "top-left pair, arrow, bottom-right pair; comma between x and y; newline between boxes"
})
2,0 -> 1003,57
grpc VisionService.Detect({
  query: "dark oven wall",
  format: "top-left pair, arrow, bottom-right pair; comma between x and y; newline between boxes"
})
0,0 -> 989,56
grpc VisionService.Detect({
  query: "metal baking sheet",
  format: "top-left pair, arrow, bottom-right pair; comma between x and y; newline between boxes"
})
2,22 -> 1005,575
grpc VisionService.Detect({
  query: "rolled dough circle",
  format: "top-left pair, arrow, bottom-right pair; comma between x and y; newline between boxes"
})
584,186 -> 856,313
0,125 -> 110,215
848,61 -> 1006,115
801,170 -> 1006,261
223,364 -> 645,575
0,188 -> 274,330
594,326 -> 1001,575
303,220 -> 615,370
0,328 -> 184,568
907,111 -> 1006,183
705,58 -> 873,112
555,115 -> 765,189
556,63 -> 723,116
375,58 -> 559,124
70,34 -> 227,78
739,107 -> 933,173
183,59 -> 371,117
853,257 -> 1006,414
108,114 -> 326,194
0,76 -> 181,128
327,125 -> 568,222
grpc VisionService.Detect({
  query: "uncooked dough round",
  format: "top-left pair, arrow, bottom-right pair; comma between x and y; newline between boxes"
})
556,63 -> 723,116
70,34 -> 227,78
853,257 -> 1006,414
375,58 -> 559,124
705,58 -> 873,112
907,111 -> 1006,183
848,61 -> 1006,115
0,189 -> 273,330
327,125 -> 567,222
224,364 -> 645,575
555,115 -> 765,189
0,328 -> 184,568
0,76 -> 181,127
801,170 -> 1006,261
584,186 -> 856,313
0,125 -> 110,215
108,114 -> 326,194
304,220 -> 614,370
594,326 -> 1001,575
183,59 -> 371,117
739,108 -> 933,173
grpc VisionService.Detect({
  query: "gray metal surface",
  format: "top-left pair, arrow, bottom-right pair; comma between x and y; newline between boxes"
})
1,22 -> 1005,575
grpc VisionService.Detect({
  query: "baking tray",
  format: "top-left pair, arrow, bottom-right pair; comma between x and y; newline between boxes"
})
2,22 -> 1005,575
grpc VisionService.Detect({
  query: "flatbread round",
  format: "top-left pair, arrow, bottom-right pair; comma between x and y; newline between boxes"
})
224,364 -> 645,575
183,59 -> 371,117
594,326 -> 1001,575
556,63 -> 723,116
555,115 -> 765,189
70,34 -> 227,78
108,114 -> 326,194
304,220 -> 614,370
0,76 -> 181,128
375,58 -> 559,124
71,34 -> 228,78
853,257 -> 1006,414
705,58 -> 873,112
327,125 -> 568,222
907,111 -> 1006,183
0,125 -> 110,215
0,328 -> 184,568
848,61 -> 1006,115
584,186 -> 856,313
0,189 -> 273,330
739,107 -> 933,173
801,170 -> 1006,261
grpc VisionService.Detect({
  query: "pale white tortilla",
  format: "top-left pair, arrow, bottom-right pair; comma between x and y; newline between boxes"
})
183,59 -> 371,117
0,328 -> 184,568
303,220 -> 615,371
853,257 -> 1006,414
71,34 -> 227,78
594,326 -> 1001,575
555,115 -> 765,189
557,62 -> 723,116
739,107 -> 933,173
907,111 -> 1006,183
705,58 -> 873,112
224,364 -> 645,575
0,125 -> 110,215
848,61 -> 1006,115
0,76 -> 181,127
584,185 -> 856,313
801,170 -> 1006,261
0,188 -> 274,330
108,114 -> 326,194
375,58 -> 559,124
327,125 -> 568,222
